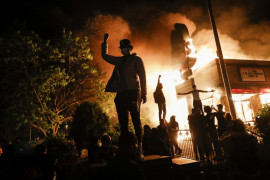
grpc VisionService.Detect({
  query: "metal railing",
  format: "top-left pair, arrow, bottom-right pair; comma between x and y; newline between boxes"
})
177,129 -> 197,159
244,121 -> 264,144
177,129 -> 228,168
177,124 -> 264,160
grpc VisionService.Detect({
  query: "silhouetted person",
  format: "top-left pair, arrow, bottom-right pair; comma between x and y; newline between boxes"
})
88,135 -> 101,164
194,108 -> 211,163
167,116 -> 182,156
188,108 -> 199,159
220,119 -> 260,178
204,105 -> 223,160
102,34 -> 147,160
225,113 -> 232,131
156,119 -> 172,156
150,128 -> 167,155
225,112 -> 232,122
153,75 -> 166,121
106,131 -> 147,180
178,85 -> 214,114
212,104 -> 228,138
100,134 -> 118,162
142,125 -> 152,156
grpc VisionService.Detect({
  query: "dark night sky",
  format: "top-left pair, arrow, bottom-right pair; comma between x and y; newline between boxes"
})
2,0 -> 270,68
2,0 -> 270,38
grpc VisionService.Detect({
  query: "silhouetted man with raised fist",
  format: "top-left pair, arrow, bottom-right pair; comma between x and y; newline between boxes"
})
102,34 -> 147,160
153,75 -> 166,122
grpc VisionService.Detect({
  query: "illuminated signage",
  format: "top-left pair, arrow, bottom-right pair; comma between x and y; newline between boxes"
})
240,67 -> 265,81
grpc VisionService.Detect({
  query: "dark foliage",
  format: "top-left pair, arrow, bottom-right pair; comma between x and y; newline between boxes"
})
69,102 -> 109,151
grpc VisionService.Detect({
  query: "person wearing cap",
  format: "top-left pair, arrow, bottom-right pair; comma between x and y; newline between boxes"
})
101,34 -> 147,160
204,105 -> 223,161
178,85 -> 215,114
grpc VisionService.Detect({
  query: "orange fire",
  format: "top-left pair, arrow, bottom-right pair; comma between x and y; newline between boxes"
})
92,14 -> 267,128
146,70 -> 189,128
143,36 -> 219,129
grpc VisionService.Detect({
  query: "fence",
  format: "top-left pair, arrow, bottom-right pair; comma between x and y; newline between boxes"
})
177,129 -> 196,159
177,129 -> 229,170
177,123 -> 264,161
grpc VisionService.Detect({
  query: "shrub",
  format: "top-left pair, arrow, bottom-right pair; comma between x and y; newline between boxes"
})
69,102 -> 109,152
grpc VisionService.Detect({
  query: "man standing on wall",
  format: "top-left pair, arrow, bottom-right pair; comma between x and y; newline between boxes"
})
178,85 -> 214,114
101,34 -> 147,160
153,75 -> 166,122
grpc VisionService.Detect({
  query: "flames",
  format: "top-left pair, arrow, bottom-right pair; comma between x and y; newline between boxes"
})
146,70 -> 189,128
184,38 -> 197,58
88,13 -> 270,129
144,36 -> 219,128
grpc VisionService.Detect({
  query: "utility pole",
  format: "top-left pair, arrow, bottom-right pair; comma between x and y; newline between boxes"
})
205,0 -> 237,119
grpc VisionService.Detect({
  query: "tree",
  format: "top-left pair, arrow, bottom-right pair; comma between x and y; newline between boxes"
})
69,102 -> 109,152
255,104 -> 270,148
0,25 -> 114,140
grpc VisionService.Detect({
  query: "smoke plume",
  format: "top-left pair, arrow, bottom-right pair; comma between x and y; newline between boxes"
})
82,2 -> 270,127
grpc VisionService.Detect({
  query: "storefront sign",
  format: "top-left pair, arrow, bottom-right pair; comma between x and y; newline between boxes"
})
240,67 -> 265,81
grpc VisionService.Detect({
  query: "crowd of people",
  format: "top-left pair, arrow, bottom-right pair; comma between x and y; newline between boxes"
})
187,104 -> 263,178
142,117 -> 182,157
87,116 -> 183,166
85,116 -> 183,179
188,104 -> 232,164
86,103 -> 262,179
101,34 -> 263,179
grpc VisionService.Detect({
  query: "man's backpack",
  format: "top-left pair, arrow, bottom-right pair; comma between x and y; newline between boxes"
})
153,91 -> 158,103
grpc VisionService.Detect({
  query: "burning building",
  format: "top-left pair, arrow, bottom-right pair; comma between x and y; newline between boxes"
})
172,23 -> 270,122
176,58 -> 270,122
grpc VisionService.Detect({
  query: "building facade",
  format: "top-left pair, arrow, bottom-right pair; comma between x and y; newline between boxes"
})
176,59 -> 270,122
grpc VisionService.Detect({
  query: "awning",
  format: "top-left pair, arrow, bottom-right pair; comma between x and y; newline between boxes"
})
231,89 -> 258,94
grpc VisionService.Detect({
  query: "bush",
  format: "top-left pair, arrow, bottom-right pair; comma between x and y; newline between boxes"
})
255,104 -> 270,160
69,102 -> 109,152
43,134 -> 78,179
107,122 -> 135,146
44,134 -> 77,160
255,104 -> 270,137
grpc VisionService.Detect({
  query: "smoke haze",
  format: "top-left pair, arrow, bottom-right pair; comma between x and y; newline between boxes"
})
2,0 -> 270,127
80,2 -> 270,127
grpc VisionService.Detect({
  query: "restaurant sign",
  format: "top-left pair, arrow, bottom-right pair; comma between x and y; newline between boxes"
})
240,67 -> 265,81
